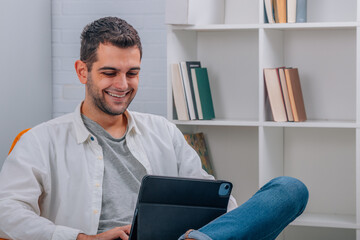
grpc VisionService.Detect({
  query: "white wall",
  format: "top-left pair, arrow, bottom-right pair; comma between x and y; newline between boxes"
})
52,0 -> 168,118
0,0 -> 167,167
0,0 -> 52,166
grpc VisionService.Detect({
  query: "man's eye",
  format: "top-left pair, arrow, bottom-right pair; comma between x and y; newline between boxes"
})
102,72 -> 116,77
127,72 -> 139,78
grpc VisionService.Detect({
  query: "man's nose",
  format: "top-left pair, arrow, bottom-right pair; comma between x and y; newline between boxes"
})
113,73 -> 128,89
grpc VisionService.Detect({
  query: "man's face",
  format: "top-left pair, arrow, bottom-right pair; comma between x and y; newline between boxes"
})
86,44 -> 141,116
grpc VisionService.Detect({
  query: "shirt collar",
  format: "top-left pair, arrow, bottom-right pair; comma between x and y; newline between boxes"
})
73,102 -> 142,144
73,102 -> 91,144
124,110 -> 142,136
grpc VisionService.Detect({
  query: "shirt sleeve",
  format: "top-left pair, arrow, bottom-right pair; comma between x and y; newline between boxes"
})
167,121 -> 238,210
0,130 -> 81,240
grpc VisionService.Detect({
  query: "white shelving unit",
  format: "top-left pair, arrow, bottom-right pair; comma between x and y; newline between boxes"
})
167,0 -> 360,239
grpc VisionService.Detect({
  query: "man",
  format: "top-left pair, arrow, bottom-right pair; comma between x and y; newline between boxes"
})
0,17 -> 308,240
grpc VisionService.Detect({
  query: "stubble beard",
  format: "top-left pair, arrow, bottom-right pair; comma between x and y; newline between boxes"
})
86,74 -> 134,116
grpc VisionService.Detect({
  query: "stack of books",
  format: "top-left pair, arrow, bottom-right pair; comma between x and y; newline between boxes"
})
264,67 -> 307,122
171,61 -> 215,121
264,0 -> 307,24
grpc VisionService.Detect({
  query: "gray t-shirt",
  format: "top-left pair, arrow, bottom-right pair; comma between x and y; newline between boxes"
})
81,115 -> 147,233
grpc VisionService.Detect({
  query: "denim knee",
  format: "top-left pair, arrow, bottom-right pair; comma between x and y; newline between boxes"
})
266,176 -> 309,213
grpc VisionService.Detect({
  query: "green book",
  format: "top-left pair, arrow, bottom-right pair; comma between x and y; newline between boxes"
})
192,68 -> 215,120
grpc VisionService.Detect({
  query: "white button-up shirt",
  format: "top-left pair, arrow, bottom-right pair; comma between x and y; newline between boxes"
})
0,103 -> 237,240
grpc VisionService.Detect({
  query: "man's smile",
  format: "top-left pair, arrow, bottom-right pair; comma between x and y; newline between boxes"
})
105,90 -> 131,98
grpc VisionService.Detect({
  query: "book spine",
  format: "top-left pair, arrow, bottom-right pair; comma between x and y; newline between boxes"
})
180,62 -> 196,120
264,0 -> 275,24
171,64 -> 189,121
191,69 -> 203,120
186,62 -> 202,119
273,0 -> 279,23
278,68 -> 294,121
263,68 -> 287,122
264,1 -> 269,23
284,69 -> 298,121
287,0 -> 296,23
196,68 -> 215,120
296,0 -> 307,23
276,0 -> 287,23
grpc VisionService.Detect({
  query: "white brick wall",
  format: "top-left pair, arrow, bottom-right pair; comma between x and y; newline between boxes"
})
52,0 -> 167,118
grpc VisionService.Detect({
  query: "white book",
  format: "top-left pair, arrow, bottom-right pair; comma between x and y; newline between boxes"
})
179,62 -> 196,120
191,68 -> 203,120
171,64 -> 189,120
287,0 -> 297,23
264,0 -> 275,24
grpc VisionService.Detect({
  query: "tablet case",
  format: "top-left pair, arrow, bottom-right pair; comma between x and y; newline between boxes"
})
129,175 -> 232,240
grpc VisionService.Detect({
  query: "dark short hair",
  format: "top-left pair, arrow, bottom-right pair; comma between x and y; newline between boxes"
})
80,16 -> 142,71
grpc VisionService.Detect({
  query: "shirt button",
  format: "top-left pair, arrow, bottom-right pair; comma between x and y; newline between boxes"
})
90,136 -> 94,141
97,156 -> 103,160
93,210 -> 98,214
95,183 -> 100,187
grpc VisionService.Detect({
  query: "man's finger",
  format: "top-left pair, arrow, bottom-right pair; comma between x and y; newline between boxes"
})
118,231 -> 129,240
123,225 -> 131,234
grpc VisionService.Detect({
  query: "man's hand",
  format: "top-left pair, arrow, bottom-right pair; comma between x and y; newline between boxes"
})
77,225 -> 131,240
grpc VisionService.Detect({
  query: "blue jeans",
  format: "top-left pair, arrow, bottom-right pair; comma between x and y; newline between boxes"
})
178,176 -> 309,240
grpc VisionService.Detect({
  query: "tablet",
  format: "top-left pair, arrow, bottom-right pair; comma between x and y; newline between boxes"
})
129,175 -> 232,240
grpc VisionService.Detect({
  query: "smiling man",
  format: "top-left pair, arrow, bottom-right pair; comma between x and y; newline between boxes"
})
76,43 -> 141,138
0,17 -> 308,240
0,17 -> 222,240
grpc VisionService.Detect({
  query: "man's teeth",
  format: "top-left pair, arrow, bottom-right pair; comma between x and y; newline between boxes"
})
108,92 -> 126,98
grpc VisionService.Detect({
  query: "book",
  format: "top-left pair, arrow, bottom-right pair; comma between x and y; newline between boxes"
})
264,0 -> 275,24
183,132 -> 214,175
191,68 -> 203,120
192,68 -> 215,120
264,2 -> 269,23
278,67 -> 294,121
263,68 -> 287,122
284,68 -> 307,122
171,64 -> 189,120
287,0 -> 297,23
185,61 -> 202,119
296,0 -> 307,23
274,0 -> 287,23
179,62 -> 196,120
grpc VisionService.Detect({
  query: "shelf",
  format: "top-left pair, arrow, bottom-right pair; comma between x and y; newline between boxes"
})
263,22 -> 358,30
172,120 -> 358,128
171,24 -> 260,31
170,22 -> 359,31
262,120 -> 358,128
291,213 -> 358,229
172,119 -> 259,127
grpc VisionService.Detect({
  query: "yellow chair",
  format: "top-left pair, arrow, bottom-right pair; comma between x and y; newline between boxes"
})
0,128 -> 31,240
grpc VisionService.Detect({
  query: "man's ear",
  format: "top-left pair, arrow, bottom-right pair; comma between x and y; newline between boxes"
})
75,60 -> 88,84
